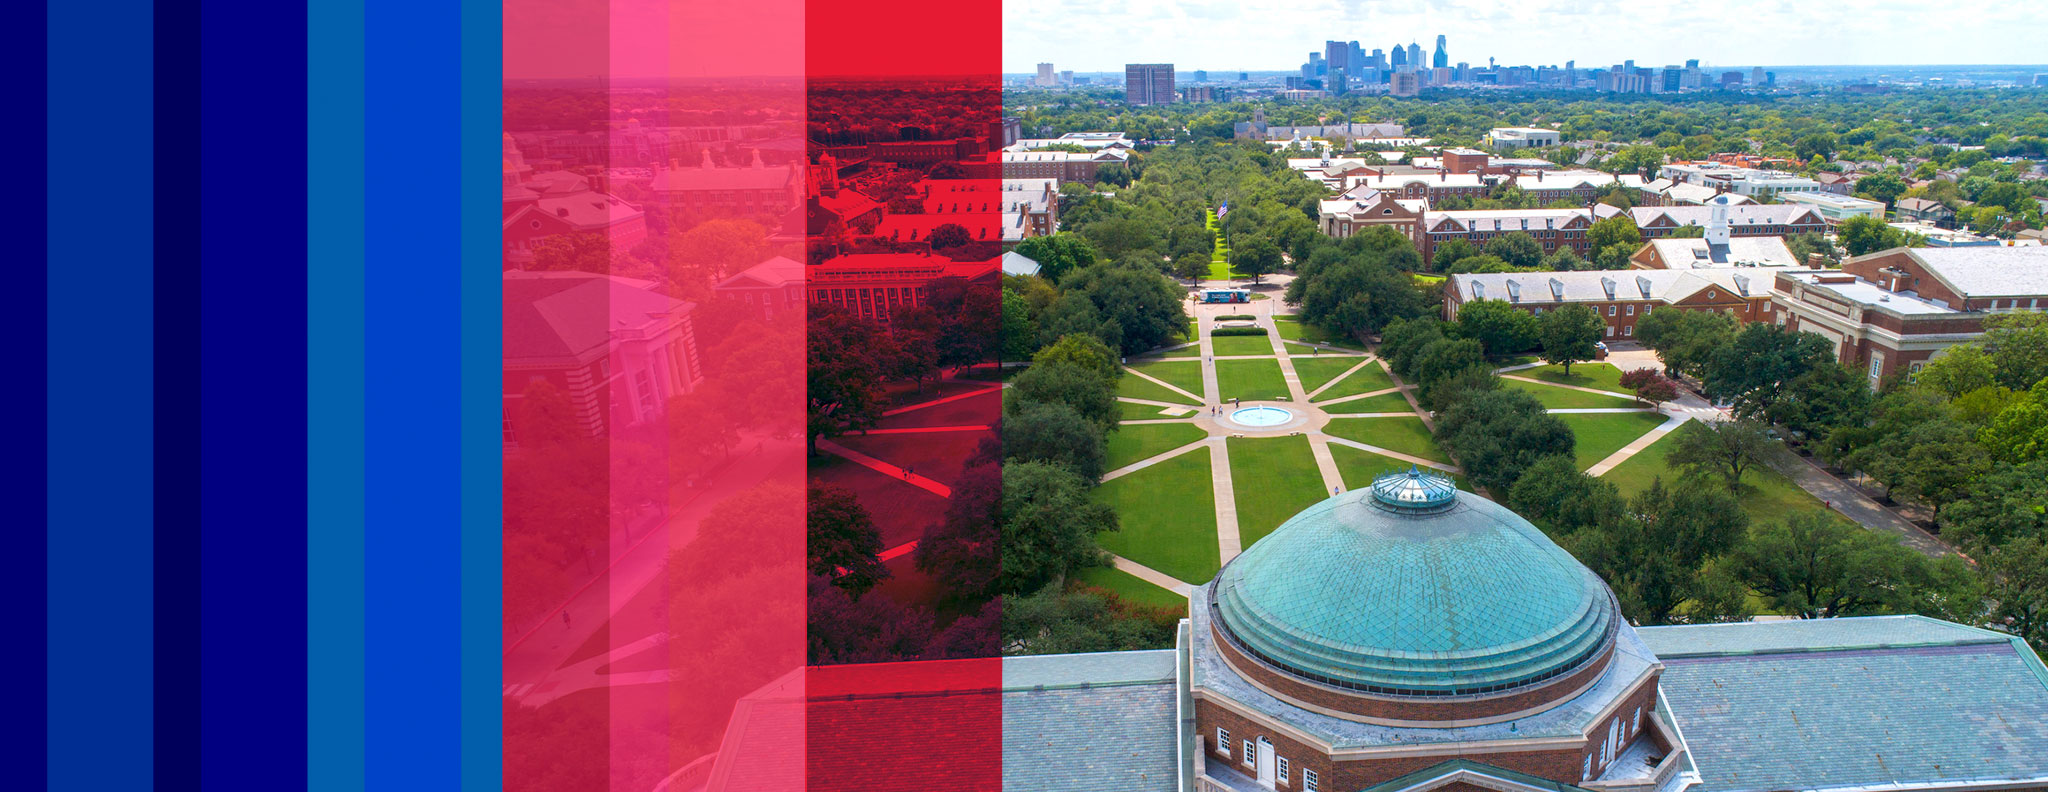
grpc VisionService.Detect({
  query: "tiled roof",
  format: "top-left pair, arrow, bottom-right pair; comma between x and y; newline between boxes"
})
1646,237 -> 1799,269
1002,652 -> 1181,792
1641,616 -> 2048,792
1451,268 -> 1766,305
716,255 -> 805,290
502,271 -> 688,362
1629,204 -> 1819,228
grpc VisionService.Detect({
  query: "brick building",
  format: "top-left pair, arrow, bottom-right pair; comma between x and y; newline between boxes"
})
1627,203 -> 1825,238
1447,268 -> 1776,341
1001,148 -> 1130,182
1773,246 -> 2048,386
1318,189 -> 1429,240
501,270 -> 701,448
1417,206 -> 1624,266
806,252 -> 1000,324
711,255 -> 806,320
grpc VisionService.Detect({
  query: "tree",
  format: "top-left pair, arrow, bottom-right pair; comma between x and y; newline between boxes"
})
1980,380 -> 2048,465
1228,234 -> 1283,284
1434,388 -> 1575,495
1838,215 -> 1911,256
1408,337 -> 1487,399
1538,304 -> 1604,375
1508,455 -> 1627,536
1380,317 -> 1447,378
885,324 -> 940,393
1569,478 -> 1751,624
1985,537 -> 2048,655
669,219 -> 768,281
1483,232 -> 1543,270
529,232 -> 613,274
1619,368 -> 1679,405
1795,131 -> 1837,162
928,222 -> 972,250
807,484 -> 890,598
1430,237 -> 1477,273
998,462 -> 1117,595
1636,307 -> 1737,380
1061,263 -> 1188,355
1704,322 -> 1834,420
1033,333 -> 1121,384
807,575 -> 935,664
1668,419 -> 1772,492
1938,459 -> 2048,551
998,287 -> 1037,363
1002,401 -> 1108,482
1856,172 -> 1907,206
1915,345 -> 1997,398
1001,585 -> 1177,655
1587,215 -> 1643,259
1013,233 -> 1099,283
1983,312 -> 2048,391
1540,246 -> 1586,272
1454,299 -> 1540,357
1007,360 -> 1119,431
914,457 -> 1000,603
1785,232 -> 1838,268
1735,511 -> 1977,620
1171,251 -> 1210,282
807,305 -> 888,455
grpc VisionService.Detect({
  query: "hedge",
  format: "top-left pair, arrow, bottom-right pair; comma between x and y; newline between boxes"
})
1211,327 -> 1270,337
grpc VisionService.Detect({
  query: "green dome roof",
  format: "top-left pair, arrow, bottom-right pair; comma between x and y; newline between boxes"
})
1214,469 -> 1617,697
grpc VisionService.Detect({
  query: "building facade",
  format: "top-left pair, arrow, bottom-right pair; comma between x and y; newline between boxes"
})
806,253 -> 1000,324
1447,268 -> 1777,341
501,270 -> 702,448
1773,246 -> 2048,385
1126,63 -> 1176,105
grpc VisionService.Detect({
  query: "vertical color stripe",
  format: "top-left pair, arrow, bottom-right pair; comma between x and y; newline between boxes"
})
366,0 -> 462,783
48,0 -> 155,788
156,0 -> 201,785
458,0 -> 504,786
16,0 -> 48,786
199,0 -> 314,786
309,0 -> 371,788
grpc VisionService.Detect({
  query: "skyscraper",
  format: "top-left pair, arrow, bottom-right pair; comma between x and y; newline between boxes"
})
1124,63 -> 1176,105
1389,43 -> 1406,67
1433,35 -> 1448,69
1406,42 -> 1423,71
1036,62 -> 1054,87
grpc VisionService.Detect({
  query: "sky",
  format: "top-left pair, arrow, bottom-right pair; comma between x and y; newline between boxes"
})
1002,0 -> 2048,74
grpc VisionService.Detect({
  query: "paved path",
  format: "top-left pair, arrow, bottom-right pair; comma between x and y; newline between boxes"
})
1760,442 -> 1955,558
1208,438 -> 1244,563
1110,555 -> 1194,597
1500,373 -> 1636,401
1101,438 -> 1210,483
1322,435 -> 1462,474
1313,386 -> 1402,406
1584,413 -> 1688,476
1548,407 -> 1659,414
1126,366 -> 1204,404
1302,357 -> 1378,401
879,385 -> 999,417
815,438 -> 951,497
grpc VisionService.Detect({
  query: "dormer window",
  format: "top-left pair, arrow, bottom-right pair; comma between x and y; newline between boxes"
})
1601,277 -> 1616,300
1549,278 -> 1565,301
1506,279 -> 1522,302
1637,276 -> 1653,299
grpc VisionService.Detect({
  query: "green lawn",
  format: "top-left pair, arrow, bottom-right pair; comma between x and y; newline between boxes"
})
1559,412 -> 1671,471
1155,345 -> 1202,359
1320,390 -> 1416,414
1330,444 -> 1469,492
1517,362 -> 1630,393
1073,565 -> 1188,609
1502,378 -> 1640,410
1323,416 -> 1449,463
1209,335 -> 1277,357
1215,359 -> 1290,402
1188,319 -> 1199,340
1597,422 -> 1837,529
1120,400 -> 1188,421
1307,359 -> 1396,402
1291,355 -> 1368,393
1105,423 -> 1209,470
1093,448 -> 1220,583
1130,360 -> 1206,397
1228,436 -> 1332,548
1118,373 -> 1200,405
1272,316 -> 1365,350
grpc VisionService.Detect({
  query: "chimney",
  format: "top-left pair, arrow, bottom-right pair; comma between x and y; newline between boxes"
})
700,149 -> 716,169
1806,253 -> 1826,269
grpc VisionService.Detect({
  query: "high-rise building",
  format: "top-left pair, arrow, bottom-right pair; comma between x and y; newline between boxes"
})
1238,71 -> 1248,81
1324,41 -> 1348,75
1194,69 -> 1208,82
1406,42 -> 1423,69
1059,70 -> 1072,85
1752,66 -> 1765,85
1433,35 -> 1449,69
1390,69 -> 1420,97
1370,48 -> 1385,69
1036,63 -> 1054,87
1389,43 -> 1406,67
1124,63 -> 1176,105
1662,66 -> 1683,93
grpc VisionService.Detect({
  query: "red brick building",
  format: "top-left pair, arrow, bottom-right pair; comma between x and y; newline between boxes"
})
807,252 -> 1000,324
1773,246 -> 2048,386
1446,268 -> 1776,341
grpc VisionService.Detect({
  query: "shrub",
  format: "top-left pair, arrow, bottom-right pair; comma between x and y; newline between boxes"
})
1211,327 -> 1269,337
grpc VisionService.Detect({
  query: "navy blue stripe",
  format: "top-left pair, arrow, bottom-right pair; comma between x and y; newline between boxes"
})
154,0 -> 202,785
48,0 -> 156,788
366,0 -> 462,782
15,0 -> 47,785
196,0 -> 313,787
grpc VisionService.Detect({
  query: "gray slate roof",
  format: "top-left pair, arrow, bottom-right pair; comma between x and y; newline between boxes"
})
1903,246 -> 2048,298
1640,616 -> 2048,792
1003,651 -> 1180,792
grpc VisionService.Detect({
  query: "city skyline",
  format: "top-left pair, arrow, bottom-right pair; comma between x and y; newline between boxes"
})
1003,0 -> 2048,74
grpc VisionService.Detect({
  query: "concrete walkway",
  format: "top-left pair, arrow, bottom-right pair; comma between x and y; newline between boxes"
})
1760,442 -> 1956,559
1126,366 -> 1204,404
1313,386 -> 1402,406
1302,357 -> 1379,401
1584,414 -> 1688,476
1547,407 -> 1659,414
879,385 -> 1000,417
1500,373 -> 1636,401
1101,438 -> 1210,483
815,438 -> 951,498
1209,438 -> 1244,563
1111,555 -> 1194,597
1323,435 -> 1462,474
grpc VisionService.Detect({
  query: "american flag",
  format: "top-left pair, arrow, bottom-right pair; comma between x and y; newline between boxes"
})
1216,201 -> 1229,219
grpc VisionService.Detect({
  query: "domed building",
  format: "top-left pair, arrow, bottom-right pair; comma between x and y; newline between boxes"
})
1191,469 -> 1678,791
712,469 -> 2048,792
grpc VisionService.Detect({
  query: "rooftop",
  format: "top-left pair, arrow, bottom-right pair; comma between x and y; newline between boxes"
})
1897,245 -> 2048,297
1641,616 -> 2048,792
1778,270 -> 1959,315
1645,237 -> 1800,269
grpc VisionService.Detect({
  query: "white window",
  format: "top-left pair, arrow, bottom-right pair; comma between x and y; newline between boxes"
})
1278,757 -> 1290,785
1643,306 -> 1653,315
1583,754 -> 1592,781
1625,305 -> 1634,316
1607,305 -> 1616,316
1606,326 -> 1615,337
1624,325 -> 1633,337
1243,740 -> 1255,768
1708,289 -> 1717,299
1632,707 -> 1642,735
1216,729 -> 1230,757
1305,770 -> 1320,792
